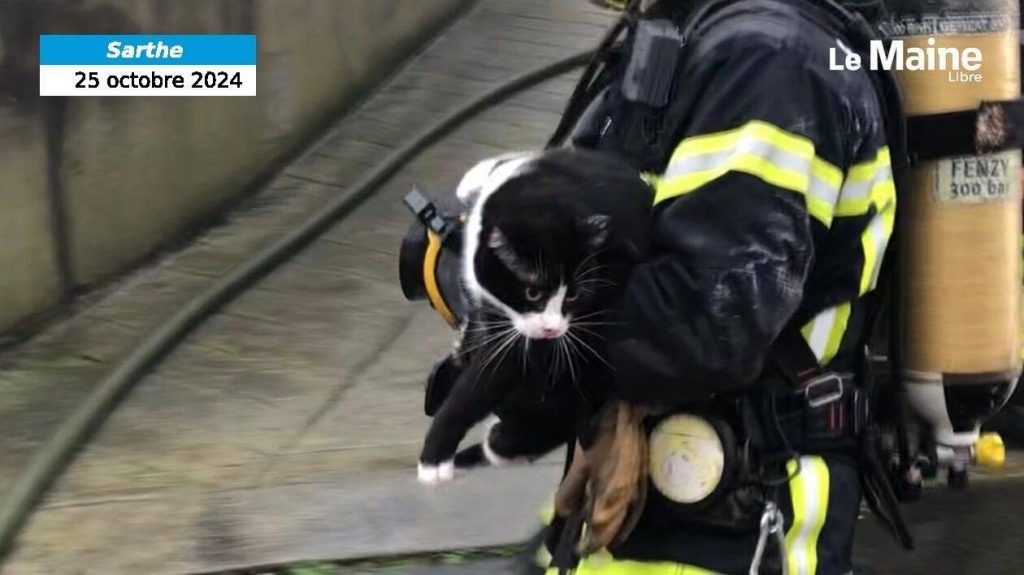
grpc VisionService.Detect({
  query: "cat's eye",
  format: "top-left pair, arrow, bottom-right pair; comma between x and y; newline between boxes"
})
566,291 -> 579,302
524,287 -> 542,301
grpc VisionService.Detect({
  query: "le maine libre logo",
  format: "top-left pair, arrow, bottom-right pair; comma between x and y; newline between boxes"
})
830,37 -> 983,83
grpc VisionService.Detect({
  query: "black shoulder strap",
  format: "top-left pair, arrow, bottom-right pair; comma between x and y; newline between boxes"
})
770,326 -> 822,386
546,0 -> 742,150
546,1 -> 639,148
906,99 -> 1024,163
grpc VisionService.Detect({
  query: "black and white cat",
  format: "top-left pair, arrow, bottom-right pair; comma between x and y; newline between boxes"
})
417,148 -> 652,484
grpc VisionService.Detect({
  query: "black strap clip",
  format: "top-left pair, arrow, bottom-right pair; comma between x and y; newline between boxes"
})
403,188 -> 449,235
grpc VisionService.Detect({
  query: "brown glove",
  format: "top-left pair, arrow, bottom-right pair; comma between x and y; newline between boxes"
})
554,401 -> 650,556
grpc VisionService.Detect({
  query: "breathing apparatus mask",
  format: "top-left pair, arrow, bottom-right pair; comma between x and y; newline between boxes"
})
398,189 -> 467,329
398,189 -> 475,416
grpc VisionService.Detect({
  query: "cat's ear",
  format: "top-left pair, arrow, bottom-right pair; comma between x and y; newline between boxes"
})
488,227 -> 527,275
582,214 -> 611,250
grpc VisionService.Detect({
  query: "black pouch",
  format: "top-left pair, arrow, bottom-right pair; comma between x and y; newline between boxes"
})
621,19 -> 682,107
424,354 -> 462,416
570,18 -> 684,168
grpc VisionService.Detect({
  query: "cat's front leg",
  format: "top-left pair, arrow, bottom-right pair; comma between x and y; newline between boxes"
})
418,365 -> 510,485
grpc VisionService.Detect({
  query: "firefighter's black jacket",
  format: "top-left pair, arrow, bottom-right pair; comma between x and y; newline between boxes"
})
580,0 -> 896,406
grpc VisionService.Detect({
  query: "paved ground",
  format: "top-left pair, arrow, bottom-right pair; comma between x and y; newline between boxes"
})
0,1 -> 608,573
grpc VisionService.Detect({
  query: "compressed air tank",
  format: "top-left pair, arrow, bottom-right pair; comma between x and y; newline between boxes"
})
880,0 -> 1022,460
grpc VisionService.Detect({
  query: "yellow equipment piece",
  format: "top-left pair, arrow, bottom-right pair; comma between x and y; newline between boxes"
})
976,432 -> 1006,468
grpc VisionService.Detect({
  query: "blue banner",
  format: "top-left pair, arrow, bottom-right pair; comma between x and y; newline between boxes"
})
40,35 -> 257,65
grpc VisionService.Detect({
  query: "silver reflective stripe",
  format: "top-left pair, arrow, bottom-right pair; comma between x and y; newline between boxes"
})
863,212 -> 890,290
838,164 -> 892,212
838,177 -> 871,206
663,135 -> 811,180
805,306 -> 837,362
808,169 -> 841,208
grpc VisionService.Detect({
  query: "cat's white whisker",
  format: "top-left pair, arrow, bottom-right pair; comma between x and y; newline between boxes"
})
469,331 -> 517,375
462,325 -> 510,336
463,321 -> 509,330
570,320 -> 620,327
571,310 -> 614,321
574,262 -> 608,281
571,247 -> 608,277
458,327 -> 516,355
561,338 -> 578,383
576,276 -> 616,284
552,339 -> 563,380
575,278 -> 617,290
479,329 -> 520,379
575,262 -> 606,276
561,338 -> 585,397
494,333 -> 521,375
570,325 -> 606,340
521,337 -> 530,374
567,329 -> 613,370
471,318 -> 513,326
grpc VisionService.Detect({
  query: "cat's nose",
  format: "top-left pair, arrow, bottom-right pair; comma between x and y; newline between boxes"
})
541,326 -> 561,339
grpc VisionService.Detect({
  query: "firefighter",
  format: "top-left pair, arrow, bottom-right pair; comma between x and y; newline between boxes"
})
537,0 -> 902,572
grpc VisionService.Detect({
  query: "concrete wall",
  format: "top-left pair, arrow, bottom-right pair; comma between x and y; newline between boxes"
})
0,0 -> 466,335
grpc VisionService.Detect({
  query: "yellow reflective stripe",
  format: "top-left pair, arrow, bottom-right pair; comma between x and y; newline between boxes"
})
654,121 -> 841,227
799,302 -> 852,366
667,120 -> 813,160
859,195 -> 896,295
785,457 -> 830,575
835,148 -> 893,217
540,502 -> 555,525
831,147 -> 897,295
537,544 -> 554,570
536,500 -> 556,568
574,554 -> 724,575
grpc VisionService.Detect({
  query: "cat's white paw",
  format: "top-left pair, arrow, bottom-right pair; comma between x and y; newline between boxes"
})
417,460 -> 455,485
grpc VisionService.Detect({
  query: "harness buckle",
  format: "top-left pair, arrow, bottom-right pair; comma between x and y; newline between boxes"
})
804,373 -> 845,409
